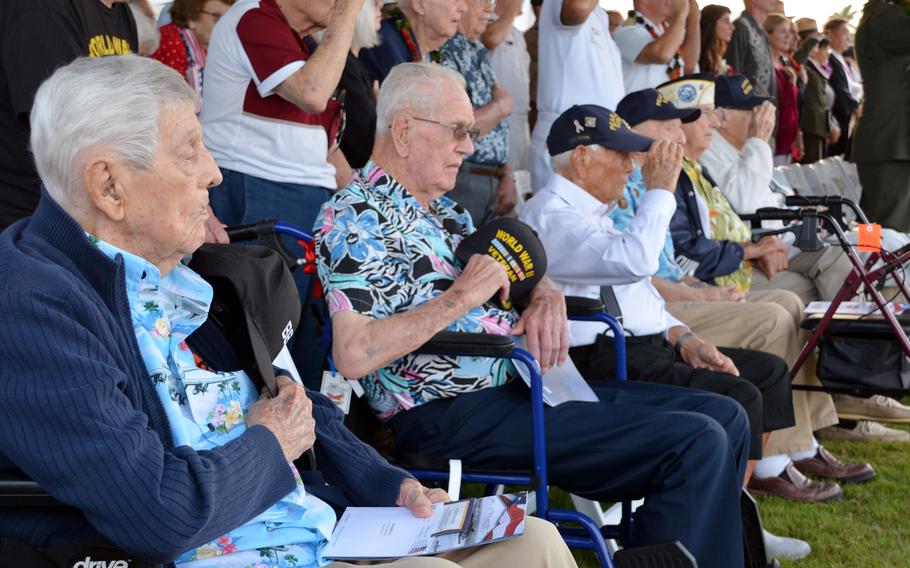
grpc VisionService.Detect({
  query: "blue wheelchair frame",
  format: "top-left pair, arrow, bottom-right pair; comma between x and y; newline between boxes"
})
260,221 -> 632,568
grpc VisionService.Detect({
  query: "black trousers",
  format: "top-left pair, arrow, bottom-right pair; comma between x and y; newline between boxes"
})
390,380 -> 749,568
570,334 -> 795,460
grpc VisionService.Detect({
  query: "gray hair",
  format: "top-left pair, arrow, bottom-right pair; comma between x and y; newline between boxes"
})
30,55 -> 196,202
550,144 -> 604,174
376,62 -> 466,133
352,1 -> 381,51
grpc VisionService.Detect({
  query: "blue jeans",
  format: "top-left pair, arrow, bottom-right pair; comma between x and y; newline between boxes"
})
209,168 -> 333,388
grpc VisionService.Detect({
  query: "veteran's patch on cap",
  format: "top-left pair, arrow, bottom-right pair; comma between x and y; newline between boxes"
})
657,73 -> 716,109
617,88 -> 702,127
546,104 -> 653,156
455,218 -> 547,306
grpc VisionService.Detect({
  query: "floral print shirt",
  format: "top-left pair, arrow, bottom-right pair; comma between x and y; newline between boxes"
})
315,162 -> 519,421
92,238 -> 335,568
608,165 -> 685,283
680,159 -> 754,292
440,33 -> 510,166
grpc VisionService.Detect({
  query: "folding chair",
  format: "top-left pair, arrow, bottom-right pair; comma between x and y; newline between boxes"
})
225,220 -> 698,568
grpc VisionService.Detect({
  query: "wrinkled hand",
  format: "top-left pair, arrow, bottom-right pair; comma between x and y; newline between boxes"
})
511,288 -> 569,372
680,337 -> 740,376
493,82 -> 514,117
755,249 -> 789,280
449,254 -> 511,309
246,376 -> 316,462
490,169 -> 518,217
748,101 -> 777,143
204,205 -> 229,244
641,139 -> 685,192
397,478 -> 449,518
827,127 -> 842,145
695,284 -> 746,302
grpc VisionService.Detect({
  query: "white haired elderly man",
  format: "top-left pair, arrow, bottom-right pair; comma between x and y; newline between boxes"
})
315,61 -> 751,568
0,55 -> 574,568
359,0 -> 468,83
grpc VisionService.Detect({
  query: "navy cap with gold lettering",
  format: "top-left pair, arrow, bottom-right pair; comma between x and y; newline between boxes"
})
546,104 -> 654,156
714,75 -> 773,110
616,88 -> 701,127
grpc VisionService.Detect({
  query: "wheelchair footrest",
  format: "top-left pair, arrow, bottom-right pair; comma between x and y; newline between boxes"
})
612,541 -> 696,568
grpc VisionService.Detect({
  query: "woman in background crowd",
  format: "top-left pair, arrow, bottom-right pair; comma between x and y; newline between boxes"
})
699,4 -> 733,75
799,35 -> 838,163
764,14 -> 801,164
151,0 -> 235,104
330,0 -> 385,188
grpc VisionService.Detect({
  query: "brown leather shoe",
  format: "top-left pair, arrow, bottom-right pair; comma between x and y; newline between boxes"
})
748,462 -> 843,503
792,445 -> 876,483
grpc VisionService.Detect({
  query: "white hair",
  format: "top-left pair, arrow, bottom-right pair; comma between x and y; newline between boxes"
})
550,144 -> 605,174
352,1 -> 381,51
376,62 -> 466,133
30,55 -> 196,202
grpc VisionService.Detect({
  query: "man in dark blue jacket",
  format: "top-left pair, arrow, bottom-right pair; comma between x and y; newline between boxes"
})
0,55 -> 573,568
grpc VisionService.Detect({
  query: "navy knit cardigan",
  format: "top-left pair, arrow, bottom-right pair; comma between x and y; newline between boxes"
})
0,192 -> 409,562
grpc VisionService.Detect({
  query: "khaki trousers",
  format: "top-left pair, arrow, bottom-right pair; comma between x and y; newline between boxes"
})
750,246 -> 853,304
327,517 -> 577,568
666,289 -> 838,456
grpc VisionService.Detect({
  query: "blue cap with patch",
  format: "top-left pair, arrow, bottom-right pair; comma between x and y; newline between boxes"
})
616,88 -> 702,127
547,104 -> 654,156
714,75 -> 773,110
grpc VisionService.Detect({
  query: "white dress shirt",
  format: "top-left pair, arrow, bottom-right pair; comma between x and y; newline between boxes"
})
700,132 -> 782,215
519,173 -> 686,346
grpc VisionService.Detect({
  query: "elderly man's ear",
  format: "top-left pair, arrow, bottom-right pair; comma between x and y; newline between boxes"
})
570,145 -> 592,174
83,158 -> 128,222
390,114 -> 412,158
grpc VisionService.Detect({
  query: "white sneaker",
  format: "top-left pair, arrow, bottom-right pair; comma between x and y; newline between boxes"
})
763,529 -> 811,561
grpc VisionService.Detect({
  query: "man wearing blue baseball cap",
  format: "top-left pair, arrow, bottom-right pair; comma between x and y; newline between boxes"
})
701,75 -> 855,305
521,103 -> 750,568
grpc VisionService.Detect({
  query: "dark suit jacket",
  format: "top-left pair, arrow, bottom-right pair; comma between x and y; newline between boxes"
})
828,53 -> 859,129
801,63 -> 830,138
853,1 -> 910,164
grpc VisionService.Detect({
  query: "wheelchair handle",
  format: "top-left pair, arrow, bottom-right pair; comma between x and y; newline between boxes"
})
225,219 -> 278,243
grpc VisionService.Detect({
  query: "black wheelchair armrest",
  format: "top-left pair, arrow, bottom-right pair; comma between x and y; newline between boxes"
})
414,331 -> 514,358
565,296 -> 605,317
0,469 -> 61,507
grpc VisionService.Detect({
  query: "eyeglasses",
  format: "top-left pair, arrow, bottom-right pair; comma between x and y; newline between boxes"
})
411,116 -> 480,143
199,10 -> 224,20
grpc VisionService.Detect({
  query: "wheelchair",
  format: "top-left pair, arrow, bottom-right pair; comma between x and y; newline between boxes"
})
2,218 -> 787,568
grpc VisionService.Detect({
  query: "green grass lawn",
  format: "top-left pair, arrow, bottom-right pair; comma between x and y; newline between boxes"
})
552,423 -> 910,567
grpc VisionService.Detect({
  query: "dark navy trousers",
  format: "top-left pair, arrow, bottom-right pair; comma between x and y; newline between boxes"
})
391,379 -> 749,568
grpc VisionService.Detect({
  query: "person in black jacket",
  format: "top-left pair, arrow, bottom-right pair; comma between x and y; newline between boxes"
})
824,18 -> 859,157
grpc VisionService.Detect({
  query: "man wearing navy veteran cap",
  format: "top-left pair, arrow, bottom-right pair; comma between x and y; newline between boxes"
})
702,75 -> 854,305
522,103 -> 751,568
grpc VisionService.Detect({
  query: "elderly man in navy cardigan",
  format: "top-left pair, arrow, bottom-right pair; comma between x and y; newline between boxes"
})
0,55 -> 574,568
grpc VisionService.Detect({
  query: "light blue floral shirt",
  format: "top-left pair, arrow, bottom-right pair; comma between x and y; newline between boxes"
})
92,237 -> 335,568
608,166 -> 685,283
440,33 -> 510,166
315,162 -> 519,422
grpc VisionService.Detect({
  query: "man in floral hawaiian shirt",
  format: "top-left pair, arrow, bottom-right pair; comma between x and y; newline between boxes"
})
0,55 -> 575,568
316,61 -> 753,568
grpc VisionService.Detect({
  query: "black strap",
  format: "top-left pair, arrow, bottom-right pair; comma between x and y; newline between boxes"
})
599,285 -> 623,323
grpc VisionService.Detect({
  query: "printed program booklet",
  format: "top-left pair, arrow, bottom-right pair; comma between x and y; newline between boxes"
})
322,492 -> 527,560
